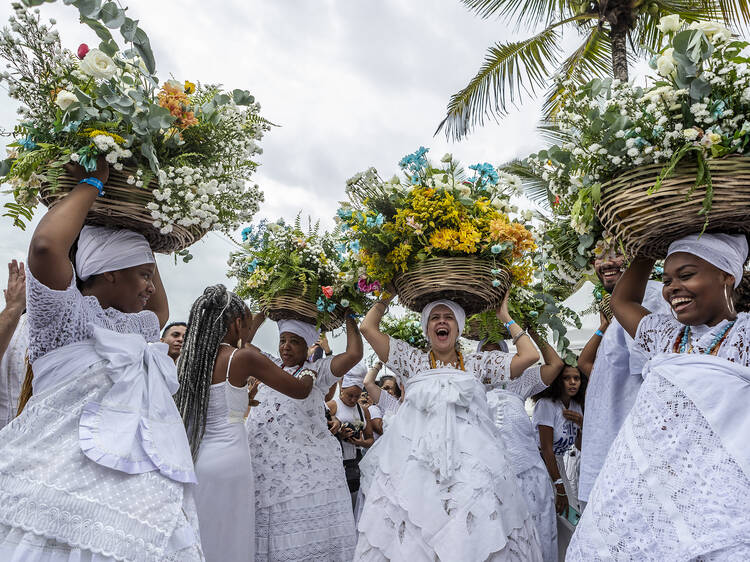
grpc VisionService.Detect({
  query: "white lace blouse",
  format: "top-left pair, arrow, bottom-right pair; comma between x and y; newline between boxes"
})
26,264 -> 159,364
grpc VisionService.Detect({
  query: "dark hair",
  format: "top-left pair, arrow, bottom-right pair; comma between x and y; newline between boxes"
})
735,271 -> 750,313
532,366 -> 587,410
378,375 -> 402,398
174,285 -> 248,459
162,321 -> 187,338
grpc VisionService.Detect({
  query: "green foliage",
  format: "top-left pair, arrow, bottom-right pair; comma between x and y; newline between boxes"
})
380,313 -> 429,351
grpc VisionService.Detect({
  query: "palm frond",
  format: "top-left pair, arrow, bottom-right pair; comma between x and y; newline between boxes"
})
713,0 -> 750,31
460,0 -> 569,30
541,26 -> 611,120
499,158 -> 554,208
633,1 -> 719,56
537,121 -> 573,145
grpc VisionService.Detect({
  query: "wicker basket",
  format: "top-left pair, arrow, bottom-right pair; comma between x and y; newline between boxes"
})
39,167 -> 207,253
598,294 -> 613,322
393,256 -> 511,316
260,289 -> 346,332
597,155 -> 750,259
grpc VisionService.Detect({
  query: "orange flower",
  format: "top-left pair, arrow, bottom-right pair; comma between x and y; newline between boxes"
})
488,217 -> 536,258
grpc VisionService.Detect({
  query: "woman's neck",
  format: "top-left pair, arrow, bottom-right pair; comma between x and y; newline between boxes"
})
562,397 -> 571,408
701,311 -> 737,328
431,347 -> 458,365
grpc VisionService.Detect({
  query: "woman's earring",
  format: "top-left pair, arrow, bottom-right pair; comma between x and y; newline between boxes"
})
725,284 -> 736,316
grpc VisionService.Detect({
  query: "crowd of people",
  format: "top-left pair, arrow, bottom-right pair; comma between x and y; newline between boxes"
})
0,165 -> 748,561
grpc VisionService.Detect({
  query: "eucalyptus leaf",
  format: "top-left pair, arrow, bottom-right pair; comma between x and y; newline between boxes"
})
132,28 -> 155,74
120,17 -> 139,41
80,16 -> 112,42
690,77 -> 712,100
232,89 -> 255,106
98,38 -> 119,57
0,159 -> 11,177
100,1 -> 125,28
73,0 -> 102,19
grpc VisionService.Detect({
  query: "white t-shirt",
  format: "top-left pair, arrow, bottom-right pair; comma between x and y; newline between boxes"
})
368,404 -> 383,441
532,398 -> 583,456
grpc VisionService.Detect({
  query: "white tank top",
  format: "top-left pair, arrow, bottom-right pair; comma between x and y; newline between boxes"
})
334,396 -> 364,460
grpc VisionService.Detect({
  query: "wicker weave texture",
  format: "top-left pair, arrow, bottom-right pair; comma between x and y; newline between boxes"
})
39,167 -> 207,253
597,156 -> 750,259
598,294 -> 613,322
260,290 -> 345,332
393,256 -> 510,316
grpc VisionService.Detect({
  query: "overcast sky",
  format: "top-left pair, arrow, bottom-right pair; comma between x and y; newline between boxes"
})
0,0 -> 599,353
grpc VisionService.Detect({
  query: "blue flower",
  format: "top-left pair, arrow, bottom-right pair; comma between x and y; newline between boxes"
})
316,297 -> 326,311
529,310 -> 539,318
327,303 -> 337,312
491,244 -> 503,254
399,146 -> 429,175
340,299 -> 350,307
349,239 -> 360,254
492,279 -> 501,287
247,258 -> 259,273
61,120 -> 81,133
241,226 -> 253,242
337,208 -> 353,220
19,136 -> 37,151
374,213 -> 385,226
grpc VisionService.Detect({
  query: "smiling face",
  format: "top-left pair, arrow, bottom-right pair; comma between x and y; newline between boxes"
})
161,324 -> 186,359
426,304 -> 459,353
662,252 -> 735,326
561,367 -> 581,398
594,254 -> 626,293
278,332 -> 308,367
102,263 -> 156,313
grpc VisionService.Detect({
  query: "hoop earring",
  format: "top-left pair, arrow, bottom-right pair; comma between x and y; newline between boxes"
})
725,284 -> 736,316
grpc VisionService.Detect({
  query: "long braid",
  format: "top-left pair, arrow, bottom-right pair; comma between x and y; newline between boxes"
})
174,284 -> 246,460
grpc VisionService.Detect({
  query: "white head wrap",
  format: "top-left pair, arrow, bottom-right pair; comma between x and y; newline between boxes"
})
341,362 -> 367,389
421,299 -> 466,340
75,225 -> 154,282
666,233 -> 748,288
277,319 -> 319,348
476,338 -> 509,353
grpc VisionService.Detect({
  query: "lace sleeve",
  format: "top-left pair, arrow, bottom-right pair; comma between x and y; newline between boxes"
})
377,389 -> 401,414
507,365 -> 547,400
386,336 -> 426,380
470,350 -> 511,385
720,312 -> 750,366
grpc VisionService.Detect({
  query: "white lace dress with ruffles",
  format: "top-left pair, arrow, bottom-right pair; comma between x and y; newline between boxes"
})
246,354 -> 356,562
0,266 -> 202,562
355,337 -> 543,561
568,312 -> 750,561
487,366 -> 557,562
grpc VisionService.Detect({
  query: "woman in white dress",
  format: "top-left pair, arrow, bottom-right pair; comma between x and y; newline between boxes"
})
0,163 -> 203,560
532,366 -> 586,516
175,285 -> 317,562
568,233 -> 750,560
483,333 -> 563,562
246,315 -> 362,561
355,294 -> 544,561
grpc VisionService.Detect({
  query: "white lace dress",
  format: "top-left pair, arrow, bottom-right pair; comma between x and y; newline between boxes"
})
194,348 -> 254,562
487,366 -> 557,562
568,312 -> 750,561
0,266 -> 202,562
246,354 -> 356,562
355,337 -> 543,561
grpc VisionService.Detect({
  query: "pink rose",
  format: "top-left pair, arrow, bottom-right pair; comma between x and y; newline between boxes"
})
321,286 -> 333,299
77,44 -> 89,60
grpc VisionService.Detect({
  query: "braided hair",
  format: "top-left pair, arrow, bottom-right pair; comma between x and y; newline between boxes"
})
175,284 -> 248,459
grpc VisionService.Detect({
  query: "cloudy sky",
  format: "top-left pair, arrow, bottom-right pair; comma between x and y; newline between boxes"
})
0,0 -> 598,353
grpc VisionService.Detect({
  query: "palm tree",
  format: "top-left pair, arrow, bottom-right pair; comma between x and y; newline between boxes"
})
437,0 -> 750,140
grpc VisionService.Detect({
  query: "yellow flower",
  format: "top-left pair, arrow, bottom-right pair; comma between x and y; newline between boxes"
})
184,80 -> 196,94
488,217 -> 536,258
509,259 -> 535,287
83,129 -> 125,145
386,241 -> 413,273
429,225 -> 481,253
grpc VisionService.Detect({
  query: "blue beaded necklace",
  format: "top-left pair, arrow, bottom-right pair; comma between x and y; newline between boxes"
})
677,320 -> 736,355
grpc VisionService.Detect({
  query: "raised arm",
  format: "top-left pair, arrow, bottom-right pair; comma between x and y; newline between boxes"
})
0,260 -> 25,360
497,292 -> 540,378
529,329 -> 564,386
577,311 -> 609,377
611,256 -> 656,339
28,160 -> 109,289
359,299 -> 392,363
145,263 -> 168,328
363,361 -> 383,404
231,347 -> 313,399
330,315 -> 364,377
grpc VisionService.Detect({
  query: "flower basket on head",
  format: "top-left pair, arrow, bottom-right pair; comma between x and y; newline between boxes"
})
39,167 -> 205,253
337,148 -> 537,315
597,156 -> 750,259
0,2 -> 267,253
228,217 -> 372,331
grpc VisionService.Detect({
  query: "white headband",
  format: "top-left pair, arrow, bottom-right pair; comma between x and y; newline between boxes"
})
667,233 -> 748,288
421,299 -> 466,340
75,225 -> 154,282
341,363 -> 367,389
277,319 -> 319,348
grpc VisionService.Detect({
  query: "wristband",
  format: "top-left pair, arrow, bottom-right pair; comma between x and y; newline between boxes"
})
79,177 -> 105,196
512,330 -> 529,345
595,329 -> 605,337
553,478 -> 564,485
503,319 -> 515,331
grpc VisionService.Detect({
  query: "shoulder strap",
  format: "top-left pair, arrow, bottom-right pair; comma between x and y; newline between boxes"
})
355,402 -> 364,423
225,348 -> 239,382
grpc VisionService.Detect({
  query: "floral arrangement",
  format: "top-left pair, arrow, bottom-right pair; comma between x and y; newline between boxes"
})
522,17 -> 748,259
227,217 -> 372,327
336,148 -> 536,291
0,1 -> 267,237
379,312 -> 429,351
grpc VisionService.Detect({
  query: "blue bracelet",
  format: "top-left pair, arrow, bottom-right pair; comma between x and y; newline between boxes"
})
79,177 -> 104,196
503,319 -> 515,330
595,329 -> 605,337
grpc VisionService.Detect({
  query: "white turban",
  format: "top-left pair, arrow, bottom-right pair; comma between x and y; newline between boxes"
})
477,338 -> 509,353
277,319 -> 319,348
341,363 -> 367,389
75,225 -> 154,282
667,233 -> 748,288
421,299 -> 466,340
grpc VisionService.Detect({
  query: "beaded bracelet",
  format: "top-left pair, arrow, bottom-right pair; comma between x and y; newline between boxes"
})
79,177 -> 104,196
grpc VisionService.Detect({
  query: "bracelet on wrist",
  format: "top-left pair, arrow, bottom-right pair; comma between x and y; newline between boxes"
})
503,319 -> 515,331
553,478 -> 564,485
79,177 -> 105,196
594,329 -> 605,337
512,330 -> 529,345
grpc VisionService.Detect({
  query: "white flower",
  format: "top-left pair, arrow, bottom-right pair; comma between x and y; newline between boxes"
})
70,153 -> 80,162
689,21 -> 731,41
105,151 -> 118,164
79,48 -> 117,80
166,79 -> 184,92
656,49 -> 676,77
657,14 -> 682,34
683,128 -> 700,141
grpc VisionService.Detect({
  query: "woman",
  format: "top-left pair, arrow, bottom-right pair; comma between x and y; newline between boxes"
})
246,315 -> 363,561
175,285 -> 318,562
568,233 -> 750,560
532,366 -> 586,516
0,161 -> 203,560
327,363 -> 374,505
484,331 -> 564,562
355,294 -> 544,561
